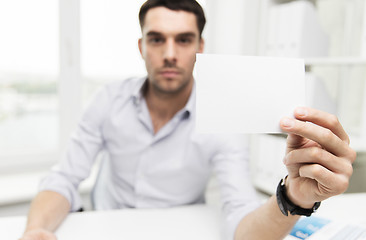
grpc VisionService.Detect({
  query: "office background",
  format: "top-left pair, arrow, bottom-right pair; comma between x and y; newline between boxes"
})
0,0 -> 365,217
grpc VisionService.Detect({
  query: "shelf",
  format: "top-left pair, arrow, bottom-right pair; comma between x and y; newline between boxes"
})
349,135 -> 366,152
305,57 -> 366,66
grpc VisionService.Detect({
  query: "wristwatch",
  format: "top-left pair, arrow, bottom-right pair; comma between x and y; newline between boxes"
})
276,176 -> 321,217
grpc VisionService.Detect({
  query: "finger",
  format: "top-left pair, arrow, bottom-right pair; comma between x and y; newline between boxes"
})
280,117 -> 352,158
286,133 -> 322,151
299,164 -> 350,195
285,161 -> 302,178
284,147 -> 353,177
293,107 -> 350,144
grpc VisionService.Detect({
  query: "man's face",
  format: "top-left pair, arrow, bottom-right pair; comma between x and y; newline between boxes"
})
138,7 -> 204,95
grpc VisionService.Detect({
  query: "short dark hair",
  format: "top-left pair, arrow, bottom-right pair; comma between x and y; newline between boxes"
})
139,0 -> 206,38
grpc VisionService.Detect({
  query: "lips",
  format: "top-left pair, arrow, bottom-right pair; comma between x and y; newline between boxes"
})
160,69 -> 180,78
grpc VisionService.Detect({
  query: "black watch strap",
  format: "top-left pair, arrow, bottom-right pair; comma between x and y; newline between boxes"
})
276,176 -> 321,217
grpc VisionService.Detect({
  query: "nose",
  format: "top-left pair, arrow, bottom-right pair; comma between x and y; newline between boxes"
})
163,39 -> 177,64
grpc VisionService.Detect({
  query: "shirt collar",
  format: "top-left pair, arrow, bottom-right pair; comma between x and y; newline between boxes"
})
131,77 -> 148,106
182,81 -> 195,119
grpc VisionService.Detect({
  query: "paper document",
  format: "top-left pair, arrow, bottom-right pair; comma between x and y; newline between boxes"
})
194,54 -> 305,134
285,216 -> 366,240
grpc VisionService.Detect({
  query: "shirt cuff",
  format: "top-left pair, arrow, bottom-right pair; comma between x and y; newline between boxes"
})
39,171 -> 83,212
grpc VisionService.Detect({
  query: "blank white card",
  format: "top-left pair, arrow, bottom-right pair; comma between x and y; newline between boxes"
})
195,54 -> 305,134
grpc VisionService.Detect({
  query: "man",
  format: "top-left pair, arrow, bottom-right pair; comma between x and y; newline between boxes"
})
20,0 -> 356,240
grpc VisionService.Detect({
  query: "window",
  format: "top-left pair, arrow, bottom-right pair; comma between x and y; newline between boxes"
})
80,0 -> 147,103
0,0 -> 59,172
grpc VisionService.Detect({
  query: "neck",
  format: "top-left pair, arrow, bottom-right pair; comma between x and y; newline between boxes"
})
144,78 -> 193,133
146,80 -> 193,118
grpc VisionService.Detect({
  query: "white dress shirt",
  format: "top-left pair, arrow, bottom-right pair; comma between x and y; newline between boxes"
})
40,77 -> 260,239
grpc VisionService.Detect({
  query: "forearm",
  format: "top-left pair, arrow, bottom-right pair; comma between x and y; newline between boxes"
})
235,195 -> 299,240
24,191 -> 71,233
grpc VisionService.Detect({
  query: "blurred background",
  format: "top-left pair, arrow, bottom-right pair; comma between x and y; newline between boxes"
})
0,0 -> 365,217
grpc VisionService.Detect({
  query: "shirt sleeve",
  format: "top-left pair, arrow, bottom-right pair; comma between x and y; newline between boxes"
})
210,134 -> 261,240
39,86 -> 111,211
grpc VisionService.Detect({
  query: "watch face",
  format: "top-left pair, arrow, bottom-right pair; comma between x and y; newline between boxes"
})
313,202 -> 321,211
276,179 -> 289,216
278,198 -> 288,216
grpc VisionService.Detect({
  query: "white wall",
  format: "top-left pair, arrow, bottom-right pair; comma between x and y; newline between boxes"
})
204,0 -> 260,55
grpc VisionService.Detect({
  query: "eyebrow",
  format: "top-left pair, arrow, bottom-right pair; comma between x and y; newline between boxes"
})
177,32 -> 197,38
146,31 -> 197,38
146,31 -> 163,37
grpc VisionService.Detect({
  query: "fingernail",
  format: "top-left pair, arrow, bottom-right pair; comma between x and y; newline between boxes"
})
295,107 -> 307,117
281,118 -> 294,128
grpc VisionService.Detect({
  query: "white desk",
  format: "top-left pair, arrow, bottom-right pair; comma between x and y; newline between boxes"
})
1,193 -> 366,240
314,192 -> 366,223
0,204 -> 222,240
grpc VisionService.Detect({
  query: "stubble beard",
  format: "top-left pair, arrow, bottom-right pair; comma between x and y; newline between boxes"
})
148,59 -> 193,96
151,75 -> 191,96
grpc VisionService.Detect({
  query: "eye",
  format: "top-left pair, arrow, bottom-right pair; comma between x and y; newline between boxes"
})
177,37 -> 192,45
148,37 -> 164,44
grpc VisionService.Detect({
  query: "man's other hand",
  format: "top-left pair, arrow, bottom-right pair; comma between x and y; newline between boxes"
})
19,229 -> 57,240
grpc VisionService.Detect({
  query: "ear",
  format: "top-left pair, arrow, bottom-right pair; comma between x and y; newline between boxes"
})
138,38 -> 144,59
198,38 -> 205,53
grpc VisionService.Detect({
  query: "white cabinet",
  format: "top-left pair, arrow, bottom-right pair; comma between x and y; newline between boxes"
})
251,0 -> 366,194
